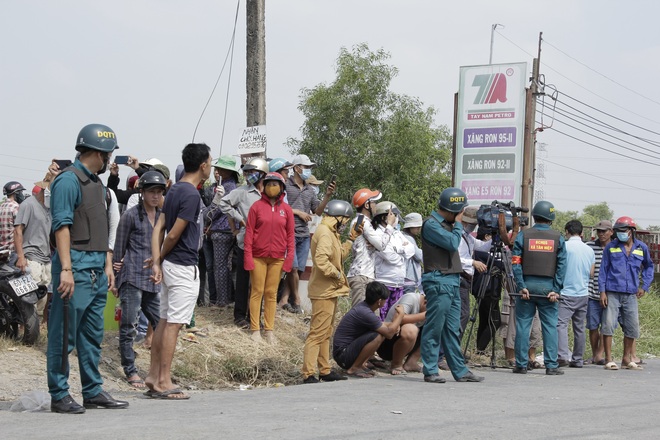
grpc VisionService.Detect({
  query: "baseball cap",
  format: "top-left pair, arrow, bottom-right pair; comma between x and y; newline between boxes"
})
595,220 -> 613,230
403,213 -> 423,229
291,154 -> 315,167
306,175 -> 324,185
462,206 -> 479,225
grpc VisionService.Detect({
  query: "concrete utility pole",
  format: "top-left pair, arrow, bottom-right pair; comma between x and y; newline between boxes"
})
489,24 -> 504,64
521,32 -> 543,212
245,0 -> 266,161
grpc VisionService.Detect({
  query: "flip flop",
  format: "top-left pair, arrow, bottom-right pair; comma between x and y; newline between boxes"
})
622,362 -> 643,370
126,377 -> 146,389
604,361 -> 619,370
403,365 -> 423,373
150,388 -> 191,400
143,389 -> 158,397
390,367 -> 407,376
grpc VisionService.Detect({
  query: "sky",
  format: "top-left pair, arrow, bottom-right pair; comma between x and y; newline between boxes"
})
2,1 -> 659,227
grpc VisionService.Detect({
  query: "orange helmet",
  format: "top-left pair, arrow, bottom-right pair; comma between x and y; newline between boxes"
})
352,188 -> 382,208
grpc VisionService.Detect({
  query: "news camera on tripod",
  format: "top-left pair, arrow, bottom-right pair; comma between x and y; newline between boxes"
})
462,200 -> 528,368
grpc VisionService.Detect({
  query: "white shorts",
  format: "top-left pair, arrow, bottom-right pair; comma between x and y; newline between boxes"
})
27,259 -> 52,286
160,259 -> 200,325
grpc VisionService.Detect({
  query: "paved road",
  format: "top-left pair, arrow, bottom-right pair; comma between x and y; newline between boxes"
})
1,360 -> 657,439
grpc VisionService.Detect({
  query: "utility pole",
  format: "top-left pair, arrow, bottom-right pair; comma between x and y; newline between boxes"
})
521,32 -> 543,212
245,0 -> 266,161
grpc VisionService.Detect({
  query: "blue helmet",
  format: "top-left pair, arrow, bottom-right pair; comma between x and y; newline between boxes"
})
268,157 -> 292,173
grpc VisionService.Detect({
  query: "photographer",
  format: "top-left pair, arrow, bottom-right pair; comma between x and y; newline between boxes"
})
511,201 -> 567,376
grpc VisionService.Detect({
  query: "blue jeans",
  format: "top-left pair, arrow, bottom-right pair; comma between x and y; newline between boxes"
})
293,236 -> 311,271
119,283 -> 160,377
601,292 -> 640,339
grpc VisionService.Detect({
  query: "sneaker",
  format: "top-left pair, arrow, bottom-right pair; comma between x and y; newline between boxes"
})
423,374 -> 446,383
303,375 -> 319,384
320,371 -> 348,382
234,319 -> 249,329
292,304 -> 304,314
557,359 -> 569,368
512,366 -> 527,374
568,361 -> 583,368
546,368 -> 565,375
437,359 -> 450,371
457,371 -> 484,382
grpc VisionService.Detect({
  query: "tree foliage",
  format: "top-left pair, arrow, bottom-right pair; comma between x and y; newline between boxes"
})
287,43 -> 452,216
550,202 -> 614,234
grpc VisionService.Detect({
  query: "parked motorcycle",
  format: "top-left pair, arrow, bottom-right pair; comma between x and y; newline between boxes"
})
0,250 -> 47,345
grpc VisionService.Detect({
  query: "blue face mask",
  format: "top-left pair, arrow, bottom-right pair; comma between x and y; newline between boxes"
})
616,231 -> 630,242
246,172 -> 260,185
300,168 -> 312,181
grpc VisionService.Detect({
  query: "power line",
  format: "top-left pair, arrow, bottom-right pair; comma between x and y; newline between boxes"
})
537,110 -> 660,161
192,0 -> 241,144
542,38 -> 660,108
542,158 -> 660,195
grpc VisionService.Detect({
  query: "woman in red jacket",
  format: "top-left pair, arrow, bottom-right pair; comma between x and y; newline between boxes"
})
244,172 -> 295,343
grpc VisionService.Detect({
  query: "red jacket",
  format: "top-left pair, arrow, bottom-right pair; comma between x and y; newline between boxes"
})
244,192 -> 295,272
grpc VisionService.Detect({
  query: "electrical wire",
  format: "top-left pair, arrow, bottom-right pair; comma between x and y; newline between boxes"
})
496,29 -> 660,127
536,109 -> 660,161
542,38 -> 660,108
218,12 -> 238,156
541,158 -> 660,195
192,0 -> 241,144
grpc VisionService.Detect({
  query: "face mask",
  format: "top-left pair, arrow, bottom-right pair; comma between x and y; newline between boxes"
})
98,153 -> 110,175
337,220 -> 347,234
246,172 -> 260,185
14,191 -> 27,204
311,185 -> 320,196
616,231 -> 630,242
300,168 -> 312,181
43,188 -> 51,209
464,223 -> 476,234
265,185 -> 281,198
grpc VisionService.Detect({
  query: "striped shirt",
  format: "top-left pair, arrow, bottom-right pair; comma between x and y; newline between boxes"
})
586,239 -> 607,300
285,176 -> 320,237
113,205 -> 161,294
0,199 -> 19,252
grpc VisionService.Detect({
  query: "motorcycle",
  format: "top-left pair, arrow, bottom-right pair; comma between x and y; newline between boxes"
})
0,250 -> 47,345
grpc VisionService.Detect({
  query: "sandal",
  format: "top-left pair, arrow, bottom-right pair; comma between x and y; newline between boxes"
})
622,361 -> 643,370
390,367 -> 407,376
347,369 -> 375,379
126,377 -> 146,389
528,360 -> 542,370
604,361 -> 619,370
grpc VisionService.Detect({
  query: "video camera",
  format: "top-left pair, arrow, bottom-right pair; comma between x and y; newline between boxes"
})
476,200 -> 529,234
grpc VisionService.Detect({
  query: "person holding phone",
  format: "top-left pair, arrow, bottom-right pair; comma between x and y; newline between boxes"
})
420,187 -> 483,384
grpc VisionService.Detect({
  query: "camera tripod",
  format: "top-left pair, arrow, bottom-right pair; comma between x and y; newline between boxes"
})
462,237 -> 517,369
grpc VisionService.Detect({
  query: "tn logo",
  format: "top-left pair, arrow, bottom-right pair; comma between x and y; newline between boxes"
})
472,73 -> 507,104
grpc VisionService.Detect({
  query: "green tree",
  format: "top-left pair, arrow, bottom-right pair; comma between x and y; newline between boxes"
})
549,202 -> 613,233
287,43 -> 452,216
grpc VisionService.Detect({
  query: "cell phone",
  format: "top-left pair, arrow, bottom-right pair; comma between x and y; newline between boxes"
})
114,155 -> 130,165
354,213 -> 364,232
330,174 -> 337,184
54,159 -> 72,169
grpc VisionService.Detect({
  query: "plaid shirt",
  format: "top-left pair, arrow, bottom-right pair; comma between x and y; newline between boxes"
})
285,176 -> 320,237
0,199 -> 19,252
113,204 -> 161,294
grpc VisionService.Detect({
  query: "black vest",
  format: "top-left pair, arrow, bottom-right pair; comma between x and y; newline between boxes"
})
421,217 -> 462,274
62,166 -> 110,252
521,227 -> 560,278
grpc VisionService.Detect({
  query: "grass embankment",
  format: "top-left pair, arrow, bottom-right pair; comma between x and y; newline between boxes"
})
1,287 -> 658,391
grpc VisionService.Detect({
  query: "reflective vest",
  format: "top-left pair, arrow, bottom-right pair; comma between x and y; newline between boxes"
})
521,228 -> 560,278
421,218 -> 462,274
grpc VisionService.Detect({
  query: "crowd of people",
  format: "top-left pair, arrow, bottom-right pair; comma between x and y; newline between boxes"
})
0,123 -> 654,414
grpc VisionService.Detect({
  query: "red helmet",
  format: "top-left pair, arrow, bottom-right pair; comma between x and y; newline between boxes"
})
613,216 -> 637,230
352,188 -> 382,208
263,172 -> 286,185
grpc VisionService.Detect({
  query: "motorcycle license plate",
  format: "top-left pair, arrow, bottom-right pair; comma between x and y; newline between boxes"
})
8,275 -> 39,297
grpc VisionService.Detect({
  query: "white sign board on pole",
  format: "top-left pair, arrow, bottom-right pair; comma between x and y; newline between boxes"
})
237,125 -> 267,155
454,62 -> 527,206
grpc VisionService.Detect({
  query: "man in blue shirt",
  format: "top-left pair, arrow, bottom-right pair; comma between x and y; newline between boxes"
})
47,123 -> 128,414
420,188 -> 483,384
147,143 -> 211,399
511,201 -> 567,376
599,216 -> 653,371
557,220 -> 595,368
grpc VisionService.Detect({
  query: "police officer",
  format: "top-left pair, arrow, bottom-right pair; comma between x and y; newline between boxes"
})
420,188 -> 484,384
47,124 -> 129,413
511,200 -> 567,375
